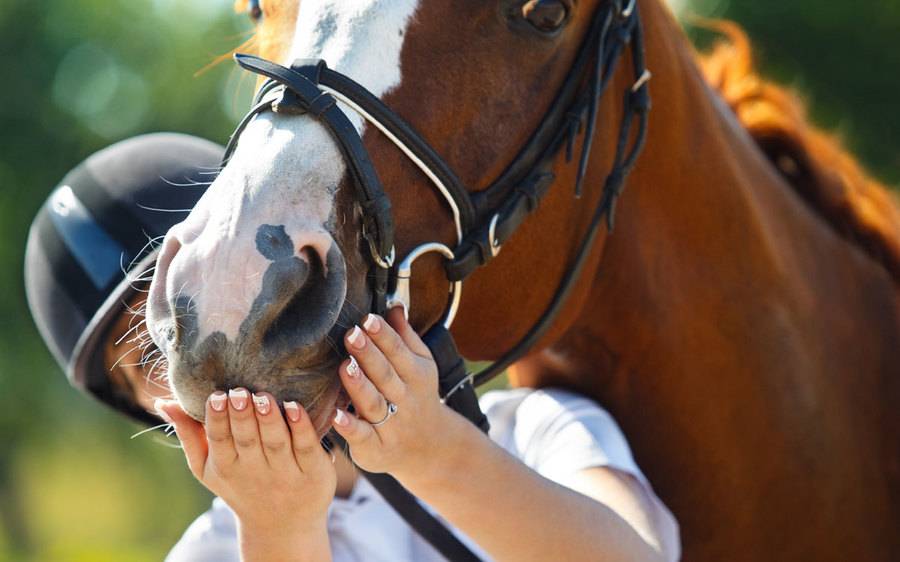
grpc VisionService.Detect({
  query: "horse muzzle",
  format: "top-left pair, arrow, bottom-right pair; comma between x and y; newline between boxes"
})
146,215 -> 359,425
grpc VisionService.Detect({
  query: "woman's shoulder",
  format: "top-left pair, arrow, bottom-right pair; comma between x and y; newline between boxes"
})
480,386 -> 605,413
479,386 -> 619,440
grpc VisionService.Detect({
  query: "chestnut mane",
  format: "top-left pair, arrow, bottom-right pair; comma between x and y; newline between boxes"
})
696,21 -> 900,282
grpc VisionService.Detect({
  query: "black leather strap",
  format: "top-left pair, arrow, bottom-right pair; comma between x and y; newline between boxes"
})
327,430 -> 483,562
424,325 -> 490,434
472,4 -> 650,387
446,172 -> 555,282
310,68 -> 477,234
330,325 -> 490,562
361,471 -> 483,562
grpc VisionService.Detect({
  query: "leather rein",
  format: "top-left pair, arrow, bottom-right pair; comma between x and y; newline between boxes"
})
222,1 -> 649,559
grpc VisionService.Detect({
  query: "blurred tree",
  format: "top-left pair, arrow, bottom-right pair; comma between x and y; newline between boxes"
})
0,0 -> 251,559
680,0 -> 900,186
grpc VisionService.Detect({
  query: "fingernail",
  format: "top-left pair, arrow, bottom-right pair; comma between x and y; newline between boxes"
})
334,408 -> 349,426
346,356 -> 361,378
348,325 -> 366,349
284,401 -> 301,422
229,388 -> 249,410
209,392 -> 227,412
252,393 -> 270,415
362,314 -> 381,334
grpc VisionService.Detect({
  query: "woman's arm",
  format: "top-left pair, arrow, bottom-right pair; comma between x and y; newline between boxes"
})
331,310 -> 674,562
399,412 -> 669,562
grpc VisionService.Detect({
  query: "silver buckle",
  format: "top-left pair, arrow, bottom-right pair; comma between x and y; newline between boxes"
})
385,243 -> 462,329
371,244 -> 395,269
362,220 -> 395,269
621,0 -> 637,18
440,373 -> 475,405
488,213 -> 502,258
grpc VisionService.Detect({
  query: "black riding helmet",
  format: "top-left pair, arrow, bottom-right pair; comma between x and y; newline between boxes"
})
25,133 -> 223,425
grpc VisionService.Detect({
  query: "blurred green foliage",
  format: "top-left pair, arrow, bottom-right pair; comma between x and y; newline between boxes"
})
683,0 -> 900,186
0,0 -> 896,561
0,1 -> 252,560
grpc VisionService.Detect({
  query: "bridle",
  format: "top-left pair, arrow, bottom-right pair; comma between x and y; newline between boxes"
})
223,1 -> 649,559
224,0 -> 649,390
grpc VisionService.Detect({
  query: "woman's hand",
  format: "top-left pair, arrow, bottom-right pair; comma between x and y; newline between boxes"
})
331,307 -> 464,481
157,391 -> 335,561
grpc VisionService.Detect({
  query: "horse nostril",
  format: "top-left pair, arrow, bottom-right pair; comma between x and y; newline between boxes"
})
246,226 -> 348,359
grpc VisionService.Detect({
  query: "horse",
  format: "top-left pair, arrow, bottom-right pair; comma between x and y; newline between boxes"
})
144,0 -> 900,559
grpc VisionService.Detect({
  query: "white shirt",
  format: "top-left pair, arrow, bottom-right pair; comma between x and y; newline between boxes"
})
166,387 -> 680,561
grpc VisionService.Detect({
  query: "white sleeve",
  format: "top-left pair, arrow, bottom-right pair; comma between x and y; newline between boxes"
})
165,498 -> 241,562
505,388 -> 647,486
499,388 -> 681,562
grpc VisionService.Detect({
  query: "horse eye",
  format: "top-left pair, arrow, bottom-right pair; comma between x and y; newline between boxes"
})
248,0 -> 263,22
521,0 -> 569,33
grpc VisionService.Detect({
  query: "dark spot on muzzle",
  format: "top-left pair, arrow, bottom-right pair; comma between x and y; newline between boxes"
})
239,224 -> 347,362
256,223 -> 294,261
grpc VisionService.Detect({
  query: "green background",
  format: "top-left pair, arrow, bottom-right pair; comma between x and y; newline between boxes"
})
0,1 -> 896,560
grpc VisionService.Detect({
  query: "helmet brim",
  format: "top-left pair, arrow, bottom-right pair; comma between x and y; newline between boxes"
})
69,251 -> 163,426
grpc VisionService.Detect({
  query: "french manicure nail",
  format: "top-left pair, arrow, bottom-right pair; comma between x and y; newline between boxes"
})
229,388 -> 249,410
284,401 -> 301,422
347,356 -> 361,378
209,392 -> 227,412
362,314 -> 381,334
348,325 -> 366,349
252,393 -> 270,415
334,408 -> 349,426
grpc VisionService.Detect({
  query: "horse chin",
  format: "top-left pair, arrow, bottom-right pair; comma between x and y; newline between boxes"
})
169,357 -> 350,440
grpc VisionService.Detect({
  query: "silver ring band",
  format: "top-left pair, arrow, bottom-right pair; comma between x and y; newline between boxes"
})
370,401 -> 398,427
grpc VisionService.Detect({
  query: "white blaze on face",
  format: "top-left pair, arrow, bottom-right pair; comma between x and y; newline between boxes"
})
152,0 -> 420,347
288,0 -> 419,131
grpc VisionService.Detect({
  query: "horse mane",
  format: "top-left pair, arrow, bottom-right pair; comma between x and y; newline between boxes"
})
696,21 -> 900,283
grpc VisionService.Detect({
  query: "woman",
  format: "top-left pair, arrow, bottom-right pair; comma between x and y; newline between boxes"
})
26,134 -> 680,562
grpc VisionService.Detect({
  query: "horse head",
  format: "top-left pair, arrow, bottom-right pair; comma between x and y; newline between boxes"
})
146,0 -> 633,433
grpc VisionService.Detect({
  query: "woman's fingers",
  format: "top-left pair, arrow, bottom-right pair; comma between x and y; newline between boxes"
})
284,401 -> 332,473
226,388 -> 266,466
361,314 -> 426,379
345,324 -> 406,402
331,407 -> 379,452
339,357 -> 391,425
251,392 -> 294,467
205,391 -> 237,469
157,399 -> 208,480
